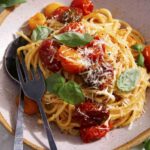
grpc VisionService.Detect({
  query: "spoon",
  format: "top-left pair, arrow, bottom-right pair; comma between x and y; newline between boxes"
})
4,37 -> 28,83
3,37 -> 28,150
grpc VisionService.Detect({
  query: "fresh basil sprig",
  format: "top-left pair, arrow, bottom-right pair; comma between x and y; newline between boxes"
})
31,26 -> 52,42
117,68 -> 140,92
0,0 -> 26,8
131,44 -> 144,53
137,53 -> 144,67
45,73 -> 65,94
45,73 -> 85,105
58,81 -> 85,105
54,32 -> 93,47
131,43 -> 145,67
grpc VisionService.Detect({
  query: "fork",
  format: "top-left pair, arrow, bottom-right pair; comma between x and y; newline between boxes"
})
16,55 -> 57,150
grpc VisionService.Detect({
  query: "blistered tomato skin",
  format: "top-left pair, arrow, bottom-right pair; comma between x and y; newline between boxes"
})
71,0 -> 94,15
50,6 -> 69,19
59,22 -> 85,34
50,6 -> 83,23
39,39 -> 62,72
73,100 -> 110,143
73,100 -> 109,128
59,7 -> 83,23
143,45 -> 150,72
80,124 -> 110,143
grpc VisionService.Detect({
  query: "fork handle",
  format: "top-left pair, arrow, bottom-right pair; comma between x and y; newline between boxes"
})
14,89 -> 24,150
37,100 -> 57,150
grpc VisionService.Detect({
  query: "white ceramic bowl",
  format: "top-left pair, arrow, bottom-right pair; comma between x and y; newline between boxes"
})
0,0 -> 150,149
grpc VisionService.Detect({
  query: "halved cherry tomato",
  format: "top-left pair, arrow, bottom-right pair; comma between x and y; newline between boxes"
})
39,39 -> 62,72
57,45 -> 86,74
16,96 -> 38,115
70,0 -> 94,15
80,124 -> 110,143
59,22 -> 85,34
143,45 -> 150,72
78,36 -> 105,61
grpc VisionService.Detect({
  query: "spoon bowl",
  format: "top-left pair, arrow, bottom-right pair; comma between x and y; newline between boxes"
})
4,37 -> 28,83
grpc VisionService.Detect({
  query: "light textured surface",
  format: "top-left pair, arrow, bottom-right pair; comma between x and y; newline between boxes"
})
0,124 -> 31,150
0,5 -> 31,150
0,0 -> 150,150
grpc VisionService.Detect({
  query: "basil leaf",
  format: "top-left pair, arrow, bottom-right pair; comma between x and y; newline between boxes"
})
31,26 -> 52,42
45,73 -> 85,105
144,139 -> 150,150
131,44 -> 144,53
0,0 -> 26,8
137,53 -> 145,67
54,32 -> 93,47
117,68 -> 140,92
58,81 -> 84,105
45,73 -> 65,94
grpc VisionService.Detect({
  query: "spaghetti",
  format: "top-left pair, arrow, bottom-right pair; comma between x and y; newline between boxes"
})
17,0 -> 150,143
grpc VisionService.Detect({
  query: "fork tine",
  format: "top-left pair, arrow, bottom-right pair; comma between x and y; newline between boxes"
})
30,66 -> 35,80
37,67 -> 44,80
20,53 -> 29,81
16,57 -> 25,83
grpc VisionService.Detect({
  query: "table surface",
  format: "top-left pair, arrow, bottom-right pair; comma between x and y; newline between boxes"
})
0,124 -> 31,150
0,6 -> 32,150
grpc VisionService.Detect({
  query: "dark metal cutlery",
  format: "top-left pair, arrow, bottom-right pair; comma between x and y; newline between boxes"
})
13,89 -> 24,150
4,37 -> 57,150
4,37 -> 28,150
16,52 -> 57,150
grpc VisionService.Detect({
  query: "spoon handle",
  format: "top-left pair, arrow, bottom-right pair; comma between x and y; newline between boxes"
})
13,89 -> 24,150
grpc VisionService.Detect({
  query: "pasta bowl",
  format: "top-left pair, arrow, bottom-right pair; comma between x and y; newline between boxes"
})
0,0 -> 150,149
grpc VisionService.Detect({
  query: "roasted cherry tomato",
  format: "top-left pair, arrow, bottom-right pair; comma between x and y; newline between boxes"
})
44,2 -> 63,18
28,13 -> 46,30
51,6 -> 83,23
59,22 -> 85,34
80,124 -> 110,143
57,45 -> 86,74
16,96 -> 38,115
39,39 -> 62,72
143,45 -> 150,72
73,100 -> 109,128
70,0 -> 94,15
59,7 -> 83,23
50,6 -> 69,19
78,37 -> 105,61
